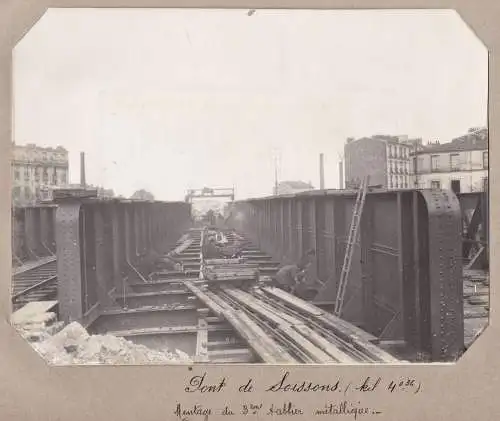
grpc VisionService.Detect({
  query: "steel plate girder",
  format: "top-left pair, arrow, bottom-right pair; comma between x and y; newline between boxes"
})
229,189 -> 465,361
53,200 -> 192,324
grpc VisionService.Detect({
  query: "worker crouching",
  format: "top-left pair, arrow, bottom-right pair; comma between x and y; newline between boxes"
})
275,263 -> 307,293
274,249 -> 319,301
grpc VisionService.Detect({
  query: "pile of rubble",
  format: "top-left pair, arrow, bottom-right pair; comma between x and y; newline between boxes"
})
13,311 -> 192,365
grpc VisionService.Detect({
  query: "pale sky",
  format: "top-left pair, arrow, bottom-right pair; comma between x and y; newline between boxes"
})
13,8 -> 487,200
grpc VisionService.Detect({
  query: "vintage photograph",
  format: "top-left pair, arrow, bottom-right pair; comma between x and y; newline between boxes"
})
10,8 -> 488,365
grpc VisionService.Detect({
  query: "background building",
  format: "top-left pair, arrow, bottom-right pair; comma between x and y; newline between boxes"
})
11,143 -> 69,205
344,135 -> 416,189
274,180 -> 314,195
411,127 -> 488,193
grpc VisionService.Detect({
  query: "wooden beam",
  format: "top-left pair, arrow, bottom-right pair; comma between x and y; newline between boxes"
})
195,309 -> 210,363
223,288 -> 339,364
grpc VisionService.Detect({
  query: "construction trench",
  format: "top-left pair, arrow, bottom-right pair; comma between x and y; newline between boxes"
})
10,187 -> 489,364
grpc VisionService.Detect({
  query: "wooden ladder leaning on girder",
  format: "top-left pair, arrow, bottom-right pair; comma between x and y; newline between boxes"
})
334,176 -> 370,317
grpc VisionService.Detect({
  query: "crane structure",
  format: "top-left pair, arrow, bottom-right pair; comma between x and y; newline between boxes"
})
185,187 -> 235,203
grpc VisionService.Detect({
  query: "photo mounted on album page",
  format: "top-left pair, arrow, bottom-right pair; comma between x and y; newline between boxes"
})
9,7 -> 489,368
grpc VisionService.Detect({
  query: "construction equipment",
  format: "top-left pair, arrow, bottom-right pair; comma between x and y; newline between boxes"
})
334,176 -> 369,317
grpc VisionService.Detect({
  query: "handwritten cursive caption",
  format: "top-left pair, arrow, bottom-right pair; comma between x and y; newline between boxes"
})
174,371 -> 422,420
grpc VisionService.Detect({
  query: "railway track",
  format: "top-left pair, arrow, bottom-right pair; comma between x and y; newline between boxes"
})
87,227 -> 399,364
11,256 -> 58,311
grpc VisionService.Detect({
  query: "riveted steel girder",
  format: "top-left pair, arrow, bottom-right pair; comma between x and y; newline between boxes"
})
227,189 -> 464,361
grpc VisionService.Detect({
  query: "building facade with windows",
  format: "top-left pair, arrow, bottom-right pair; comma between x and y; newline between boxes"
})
411,127 -> 488,193
11,143 -> 69,205
344,135 -> 417,189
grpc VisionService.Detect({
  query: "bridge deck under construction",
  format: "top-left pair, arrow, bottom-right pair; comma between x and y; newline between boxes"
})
10,188 -> 489,363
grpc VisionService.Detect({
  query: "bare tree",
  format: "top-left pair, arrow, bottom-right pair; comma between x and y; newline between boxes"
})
131,189 -> 155,201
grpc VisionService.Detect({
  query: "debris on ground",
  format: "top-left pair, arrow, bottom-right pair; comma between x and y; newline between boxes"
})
11,301 -> 63,342
14,309 -> 193,365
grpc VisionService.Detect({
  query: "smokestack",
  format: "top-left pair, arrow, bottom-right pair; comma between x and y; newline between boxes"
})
319,153 -> 325,190
274,155 -> 279,195
80,152 -> 86,188
339,160 -> 344,189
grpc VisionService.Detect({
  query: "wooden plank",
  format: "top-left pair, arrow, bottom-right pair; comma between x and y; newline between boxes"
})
209,348 -> 254,363
130,278 -> 199,287
107,325 -> 205,336
251,292 -> 357,364
201,290 -> 296,364
234,310 -> 297,364
223,288 -> 337,364
195,310 -> 210,363
316,314 -> 399,362
205,259 -> 244,265
263,286 -> 378,341
260,286 -> 398,363
101,304 -> 197,315
184,281 -> 226,317
123,290 -> 190,298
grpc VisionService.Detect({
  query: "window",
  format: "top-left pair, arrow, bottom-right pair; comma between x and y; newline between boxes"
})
483,151 -> 488,168
482,177 -> 488,191
431,155 -> 439,172
451,180 -> 461,194
24,167 -> 30,179
14,168 -> 20,180
12,186 -> 21,200
431,180 -> 441,189
413,157 -> 418,174
24,186 -> 32,200
450,154 -> 460,171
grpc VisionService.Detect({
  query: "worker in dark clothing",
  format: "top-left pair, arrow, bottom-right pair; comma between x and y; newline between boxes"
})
298,249 -> 316,270
203,237 -> 221,259
275,263 -> 307,293
274,249 -> 316,294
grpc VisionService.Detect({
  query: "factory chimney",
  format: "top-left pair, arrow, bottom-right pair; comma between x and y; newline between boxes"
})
338,159 -> 344,189
319,153 -> 325,190
80,152 -> 86,188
